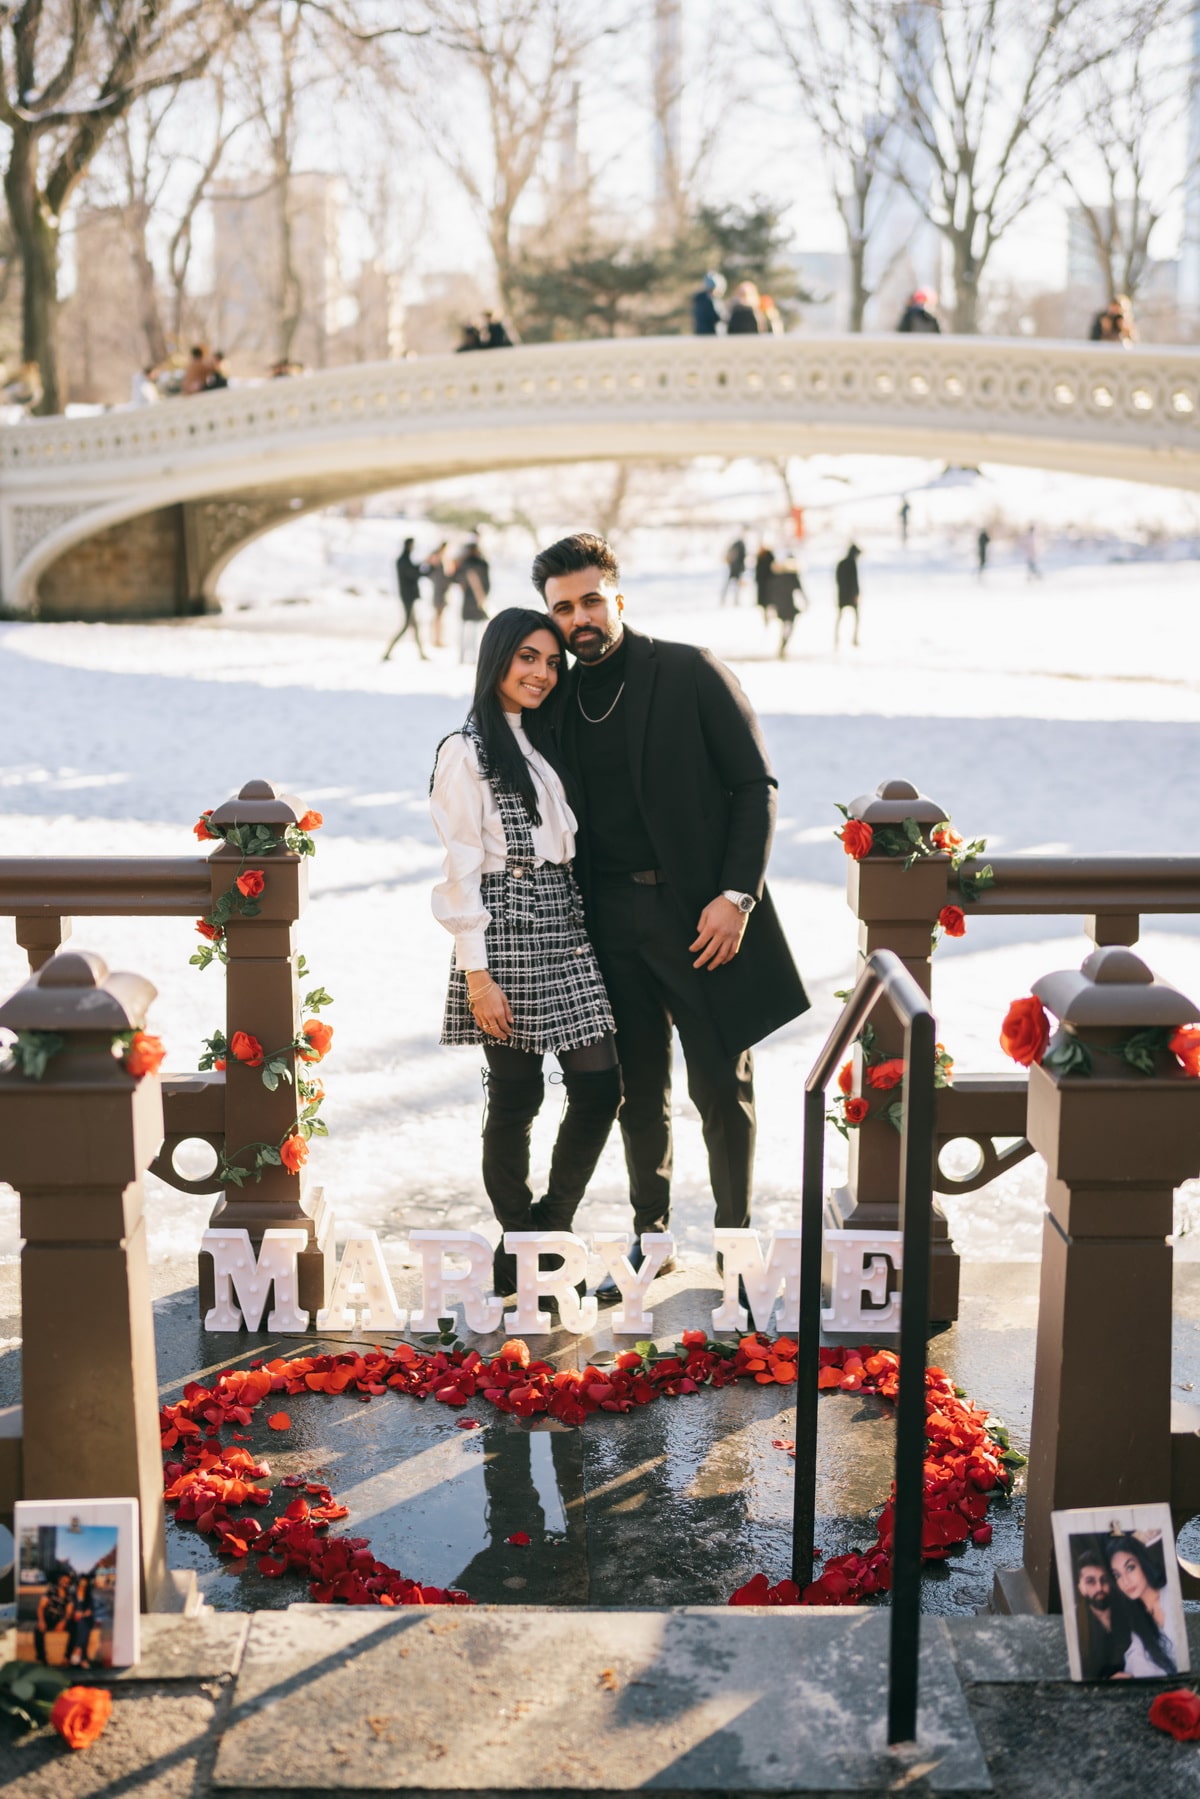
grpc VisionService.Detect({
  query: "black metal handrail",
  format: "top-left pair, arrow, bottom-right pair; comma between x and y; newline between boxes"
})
792,948 -> 936,1748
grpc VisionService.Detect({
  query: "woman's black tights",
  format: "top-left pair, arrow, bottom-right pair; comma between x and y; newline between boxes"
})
481,1036 -> 621,1247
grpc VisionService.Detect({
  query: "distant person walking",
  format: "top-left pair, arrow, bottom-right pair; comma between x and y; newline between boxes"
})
899,497 -> 911,545
721,535 -> 748,606
1090,295 -> 1136,344
834,543 -> 861,648
456,323 -> 483,353
727,282 -> 764,335
691,271 -> 726,335
897,290 -> 941,334
456,539 -> 491,663
1019,525 -> 1042,581
482,310 -> 516,348
768,558 -> 806,657
181,345 -> 214,394
205,350 -> 229,390
760,293 -> 784,335
754,544 -> 775,623
423,541 -> 453,648
383,537 -> 429,662
131,366 -> 159,406
976,528 -> 990,579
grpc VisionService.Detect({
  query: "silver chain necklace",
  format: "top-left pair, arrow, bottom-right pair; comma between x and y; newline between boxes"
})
577,679 -> 626,724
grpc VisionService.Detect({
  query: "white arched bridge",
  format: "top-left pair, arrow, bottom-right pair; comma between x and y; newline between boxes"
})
4,333 -> 1200,618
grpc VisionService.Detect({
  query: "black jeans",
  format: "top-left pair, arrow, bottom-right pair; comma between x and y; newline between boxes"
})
588,876 -> 755,1237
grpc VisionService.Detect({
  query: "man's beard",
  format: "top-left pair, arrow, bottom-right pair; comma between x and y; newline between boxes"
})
570,625 -> 616,663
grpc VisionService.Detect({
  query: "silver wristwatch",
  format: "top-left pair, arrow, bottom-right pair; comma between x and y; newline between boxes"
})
723,889 -> 756,915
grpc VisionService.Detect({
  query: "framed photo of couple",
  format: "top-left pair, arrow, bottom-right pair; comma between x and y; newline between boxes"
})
1053,1502 -> 1189,1683
14,1498 -> 139,1670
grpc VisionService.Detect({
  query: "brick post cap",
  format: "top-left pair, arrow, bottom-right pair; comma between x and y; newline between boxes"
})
847,778 -> 948,826
209,778 -> 303,829
1033,947 -> 1199,1029
0,950 -> 155,1034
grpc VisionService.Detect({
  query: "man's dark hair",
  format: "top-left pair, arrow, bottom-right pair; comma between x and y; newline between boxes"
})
531,532 -> 619,598
1074,1547 -> 1106,1585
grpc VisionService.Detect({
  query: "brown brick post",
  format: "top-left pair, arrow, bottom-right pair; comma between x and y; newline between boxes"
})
198,778 -> 333,1319
827,778 -> 961,1322
0,951 -> 187,1610
994,947 -> 1200,1615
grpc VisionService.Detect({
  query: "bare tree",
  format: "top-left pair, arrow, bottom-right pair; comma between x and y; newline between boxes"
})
0,0 -> 263,412
762,0 -> 900,331
864,0 -> 1127,333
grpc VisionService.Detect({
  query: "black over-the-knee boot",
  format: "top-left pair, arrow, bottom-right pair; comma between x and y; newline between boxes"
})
482,1066 -> 544,1295
532,1066 -> 623,1241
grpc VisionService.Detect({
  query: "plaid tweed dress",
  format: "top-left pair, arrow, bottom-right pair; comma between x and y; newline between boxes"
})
437,727 -> 615,1056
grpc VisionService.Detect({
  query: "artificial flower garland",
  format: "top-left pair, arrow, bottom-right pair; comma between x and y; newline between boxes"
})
1000,997 -> 1200,1080
190,807 -> 323,970
834,807 -> 994,950
1,1028 -> 165,1083
826,1025 -> 955,1138
161,1333 -> 1020,1612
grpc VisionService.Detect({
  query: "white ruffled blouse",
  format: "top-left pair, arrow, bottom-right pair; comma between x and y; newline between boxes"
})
430,713 -> 577,971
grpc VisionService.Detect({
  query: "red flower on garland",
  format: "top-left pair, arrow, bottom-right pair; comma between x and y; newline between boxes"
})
1170,1026 -> 1200,1078
236,870 -> 266,899
194,811 -> 218,842
938,905 -> 966,938
837,1060 -> 853,1095
213,1057 -> 226,1072
124,1031 -> 166,1078
844,1097 -> 869,1125
51,1686 -> 113,1750
1000,996 -> 1050,1067
930,822 -> 963,852
280,1133 -> 309,1174
838,819 -> 874,860
230,1030 -> 264,1068
300,1018 -> 334,1061
1149,1689 -> 1200,1741
196,919 -> 223,942
299,810 -> 324,832
866,1058 -> 905,1091
505,1531 -> 531,1546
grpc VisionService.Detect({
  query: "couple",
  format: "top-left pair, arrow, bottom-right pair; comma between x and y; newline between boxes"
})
1074,1534 -> 1180,1680
429,531 -> 808,1302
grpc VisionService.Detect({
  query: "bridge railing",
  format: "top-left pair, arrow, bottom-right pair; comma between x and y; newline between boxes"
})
834,777 -> 1200,1321
0,778 -> 334,1317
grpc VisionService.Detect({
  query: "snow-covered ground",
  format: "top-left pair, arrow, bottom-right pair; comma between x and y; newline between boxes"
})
3,453 -> 1200,1274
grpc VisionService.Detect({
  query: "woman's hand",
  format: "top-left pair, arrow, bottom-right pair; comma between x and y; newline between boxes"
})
467,971 -> 513,1040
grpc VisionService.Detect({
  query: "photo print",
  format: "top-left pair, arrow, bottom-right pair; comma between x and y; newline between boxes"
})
1052,1502 -> 1189,1683
15,1498 -> 139,1669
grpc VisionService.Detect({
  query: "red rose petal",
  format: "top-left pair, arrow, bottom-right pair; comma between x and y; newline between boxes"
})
267,1412 -> 292,1431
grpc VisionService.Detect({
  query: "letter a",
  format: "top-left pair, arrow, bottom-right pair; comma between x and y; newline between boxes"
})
316,1232 -> 405,1332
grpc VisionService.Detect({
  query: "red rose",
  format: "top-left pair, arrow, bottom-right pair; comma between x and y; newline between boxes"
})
838,819 -> 874,860
844,1097 -> 869,1125
499,1339 -> 530,1367
196,919 -> 223,941
300,1018 -> 334,1061
681,1329 -> 707,1347
837,1060 -> 853,1095
51,1686 -> 113,1750
280,1133 -> 309,1173
236,869 -> 265,899
999,996 -> 1050,1067
213,1057 -> 226,1072
299,809 -> 324,832
867,1058 -> 905,1091
938,905 -> 966,938
1149,1689 -> 1200,1742
930,823 -> 963,852
1170,1026 -> 1200,1078
230,1030 -> 264,1068
124,1031 -> 166,1078
194,811 -> 218,842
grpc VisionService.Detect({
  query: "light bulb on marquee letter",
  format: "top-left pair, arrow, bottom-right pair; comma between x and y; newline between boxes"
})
503,1232 -> 597,1335
711,1228 -> 804,1334
821,1230 -> 901,1333
316,1232 -> 406,1333
408,1230 -> 504,1334
592,1233 -> 675,1333
202,1227 -> 310,1332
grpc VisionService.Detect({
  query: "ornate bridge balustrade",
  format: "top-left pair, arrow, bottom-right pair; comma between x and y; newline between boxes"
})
835,777 -> 1200,1322
2,334 -> 1200,618
0,779 -> 335,1317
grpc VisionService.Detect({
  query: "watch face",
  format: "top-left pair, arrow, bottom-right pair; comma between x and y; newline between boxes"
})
739,894 -> 754,912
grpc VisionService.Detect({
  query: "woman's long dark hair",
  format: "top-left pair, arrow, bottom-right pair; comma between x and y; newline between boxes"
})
469,607 -> 568,824
1107,1534 -> 1175,1674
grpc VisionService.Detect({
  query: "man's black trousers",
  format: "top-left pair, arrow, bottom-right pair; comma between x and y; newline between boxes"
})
588,875 -> 755,1237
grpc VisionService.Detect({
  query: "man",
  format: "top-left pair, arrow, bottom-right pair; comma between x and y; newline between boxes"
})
721,535 -> 747,606
834,543 -> 861,649
382,537 -> 428,662
691,271 -> 726,335
482,310 -> 515,348
533,532 -> 808,1293
976,527 -> 990,579
897,289 -> 941,333
456,538 -> 491,663
1073,1547 -> 1127,1680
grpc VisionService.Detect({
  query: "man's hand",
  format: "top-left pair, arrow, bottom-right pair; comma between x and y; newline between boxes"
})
690,895 -> 748,970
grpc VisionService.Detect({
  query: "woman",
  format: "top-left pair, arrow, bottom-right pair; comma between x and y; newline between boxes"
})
422,541 -> 452,648
727,281 -> 764,335
1106,1534 -> 1178,1676
66,1574 -> 95,1668
430,608 -> 620,1297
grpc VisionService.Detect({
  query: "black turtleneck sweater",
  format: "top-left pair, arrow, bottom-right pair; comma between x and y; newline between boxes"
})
575,636 -> 659,875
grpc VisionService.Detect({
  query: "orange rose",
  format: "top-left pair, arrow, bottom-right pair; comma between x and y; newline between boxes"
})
866,1058 -> 905,1091
213,1057 -> 227,1071
844,1097 -> 869,1125
999,996 -> 1050,1067
236,869 -> 265,899
194,811 -> 218,842
300,1018 -> 334,1061
837,1060 -> 854,1095
280,1133 -> 309,1173
499,1339 -> 531,1367
938,905 -> 966,938
930,823 -> 963,852
838,819 -> 874,860
231,1030 -> 264,1068
51,1685 -> 113,1750
1170,1026 -> 1200,1078
124,1031 -> 166,1078
196,919 -> 223,941
1149,1689 -> 1200,1742
299,810 -> 324,832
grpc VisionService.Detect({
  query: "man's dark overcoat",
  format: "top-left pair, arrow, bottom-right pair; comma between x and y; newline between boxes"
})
559,626 -> 808,1058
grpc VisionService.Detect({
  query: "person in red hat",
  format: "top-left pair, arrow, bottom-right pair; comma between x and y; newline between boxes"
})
897,289 -> 942,333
